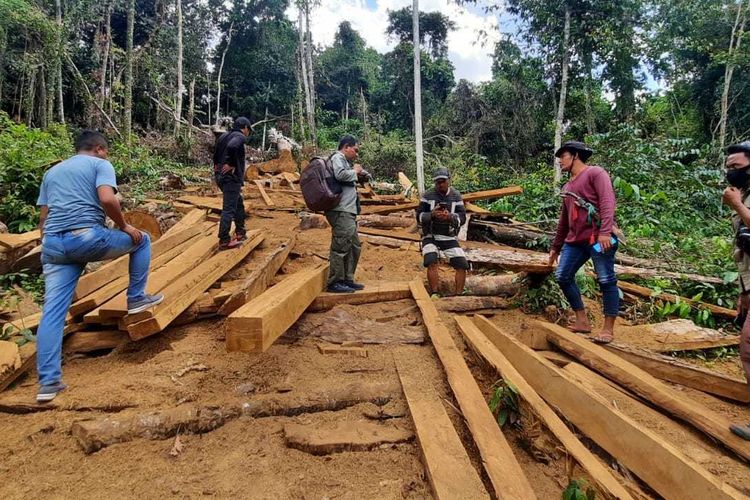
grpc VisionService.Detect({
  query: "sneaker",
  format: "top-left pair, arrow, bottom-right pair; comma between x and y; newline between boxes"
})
343,280 -> 365,291
219,238 -> 243,250
37,382 -> 68,403
326,282 -> 356,294
127,293 -> 165,314
730,422 -> 750,440
234,232 -> 248,242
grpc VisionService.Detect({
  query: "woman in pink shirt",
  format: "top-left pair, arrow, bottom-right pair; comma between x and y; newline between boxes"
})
548,141 -> 620,343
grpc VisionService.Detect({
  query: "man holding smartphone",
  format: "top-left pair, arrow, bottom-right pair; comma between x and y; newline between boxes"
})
549,141 -> 620,344
416,168 -> 469,295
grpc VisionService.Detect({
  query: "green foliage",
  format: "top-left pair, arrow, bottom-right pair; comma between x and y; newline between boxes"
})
521,275 -> 569,313
0,112 -> 72,231
563,479 -> 596,500
488,379 -> 521,428
0,271 -> 45,303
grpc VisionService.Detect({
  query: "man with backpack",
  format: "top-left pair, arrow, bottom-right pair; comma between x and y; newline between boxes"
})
325,135 -> 366,293
549,140 -> 620,344
721,141 -> 750,440
417,167 -> 469,295
213,117 -> 250,250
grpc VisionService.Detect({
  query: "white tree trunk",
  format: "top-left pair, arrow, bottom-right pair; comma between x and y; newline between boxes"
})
720,0 -> 748,153
124,0 -> 134,144
215,21 -> 234,126
187,77 -> 195,142
413,0 -> 425,194
98,2 -> 111,125
55,0 -> 64,123
553,5 -> 571,186
174,0 -> 184,136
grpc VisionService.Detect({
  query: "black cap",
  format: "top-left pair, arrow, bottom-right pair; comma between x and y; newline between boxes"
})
727,141 -> 750,156
555,141 -> 593,162
433,167 -> 450,180
234,117 -> 251,130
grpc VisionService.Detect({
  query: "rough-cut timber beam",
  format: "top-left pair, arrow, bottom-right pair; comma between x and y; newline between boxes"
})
472,315 -> 743,500
226,265 -> 329,352
537,320 -> 750,462
307,282 -> 411,312
361,186 -> 523,215
604,343 -> 750,403
394,352 -> 489,500
454,316 -> 633,500
410,280 -> 536,499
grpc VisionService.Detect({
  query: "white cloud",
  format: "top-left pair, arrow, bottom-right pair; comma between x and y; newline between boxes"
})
286,0 -> 501,83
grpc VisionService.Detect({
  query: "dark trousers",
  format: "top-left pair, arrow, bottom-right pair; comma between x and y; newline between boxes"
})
325,211 -> 361,286
215,174 -> 246,243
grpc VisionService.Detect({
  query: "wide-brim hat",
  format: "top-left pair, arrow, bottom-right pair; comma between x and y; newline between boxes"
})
555,141 -> 593,162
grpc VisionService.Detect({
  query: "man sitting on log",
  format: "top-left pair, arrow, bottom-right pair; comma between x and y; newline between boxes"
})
417,167 -> 469,295
35,130 -> 163,402
325,135 -> 367,293
213,116 -> 250,250
721,141 -> 750,440
548,140 -> 620,344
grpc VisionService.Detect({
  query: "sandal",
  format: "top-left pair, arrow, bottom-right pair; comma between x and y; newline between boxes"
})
568,327 -> 592,334
591,334 -> 614,345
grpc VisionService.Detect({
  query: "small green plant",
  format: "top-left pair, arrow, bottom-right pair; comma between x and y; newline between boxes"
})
562,479 -> 596,500
522,275 -> 569,313
488,379 -> 521,428
0,323 -> 35,346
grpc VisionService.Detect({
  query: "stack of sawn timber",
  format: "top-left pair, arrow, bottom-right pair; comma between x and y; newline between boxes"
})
450,315 -> 748,499
0,208 -> 298,392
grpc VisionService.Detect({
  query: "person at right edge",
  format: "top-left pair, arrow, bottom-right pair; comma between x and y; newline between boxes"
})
721,141 -> 750,440
549,140 -> 620,344
213,116 -> 250,250
325,135 -> 366,293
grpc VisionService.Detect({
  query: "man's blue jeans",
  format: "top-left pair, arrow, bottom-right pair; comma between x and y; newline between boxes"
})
555,241 -> 620,317
37,226 -> 151,386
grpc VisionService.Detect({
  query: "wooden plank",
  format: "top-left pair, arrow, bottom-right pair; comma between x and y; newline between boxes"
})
465,202 -> 490,214
618,281 -> 737,319
161,208 -> 207,236
604,343 -> 750,404
454,316 -> 633,500
307,282 -> 412,312
472,315 -> 743,500
394,352 -> 489,500
360,186 -> 522,215
68,230 -> 205,317
217,235 -> 296,316
0,230 -> 41,250
72,223 -> 204,301
409,280 -> 535,499
254,180 -> 275,206
226,265 -> 329,352
126,233 -> 264,340
64,330 -> 129,353
538,320 -> 750,462
99,232 -> 217,319
176,195 -> 225,212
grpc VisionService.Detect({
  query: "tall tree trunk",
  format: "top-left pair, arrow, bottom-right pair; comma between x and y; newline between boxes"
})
98,1 -> 111,125
360,87 -> 368,140
304,3 -> 317,145
215,21 -> 234,126
206,69 -> 211,126
174,0 -> 183,137
124,0 -> 135,144
39,66 -> 48,128
553,5 -> 571,186
413,0 -> 425,194
187,77 -> 195,142
298,8 -> 313,144
26,66 -> 36,126
45,64 -> 54,127
55,0 -> 64,123
720,0 -> 748,154
583,54 -> 595,135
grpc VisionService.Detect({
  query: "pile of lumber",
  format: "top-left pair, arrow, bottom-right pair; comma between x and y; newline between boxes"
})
0,229 -> 41,275
0,209 -> 298,392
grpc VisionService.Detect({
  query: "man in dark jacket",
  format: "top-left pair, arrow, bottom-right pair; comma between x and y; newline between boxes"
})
213,116 -> 250,250
416,167 -> 469,295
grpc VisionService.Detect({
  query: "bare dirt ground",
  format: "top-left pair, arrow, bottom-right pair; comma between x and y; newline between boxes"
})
2,194 -> 750,499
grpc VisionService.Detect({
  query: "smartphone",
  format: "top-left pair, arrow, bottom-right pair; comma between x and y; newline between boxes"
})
437,202 -> 449,210
592,236 -> 618,253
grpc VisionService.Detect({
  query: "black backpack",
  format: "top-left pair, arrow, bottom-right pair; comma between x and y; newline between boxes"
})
300,156 -> 342,212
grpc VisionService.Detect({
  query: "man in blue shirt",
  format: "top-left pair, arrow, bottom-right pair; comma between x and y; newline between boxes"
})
35,130 -> 163,402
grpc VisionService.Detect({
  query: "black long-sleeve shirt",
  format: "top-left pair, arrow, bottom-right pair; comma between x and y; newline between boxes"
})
213,129 -> 246,183
416,186 -> 466,237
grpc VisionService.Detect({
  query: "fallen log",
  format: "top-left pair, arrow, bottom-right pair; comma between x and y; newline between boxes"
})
217,235 -> 296,316
394,352 -> 489,499
283,421 -> 413,455
605,343 -> 750,404
438,273 -> 523,296
226,265 -> 329,352
358,214 -> 415,229
618,281 -> 737,319
538,320 -> 750,462
437,296 -> 512,312
455,316 -> 634,500
472,315 -> 743,500
410,281 -> 536,499
123,211 -> 162,241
